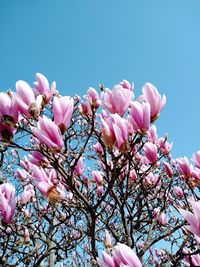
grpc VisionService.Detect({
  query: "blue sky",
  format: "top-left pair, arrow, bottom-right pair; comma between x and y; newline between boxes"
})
0,0 -> 200,158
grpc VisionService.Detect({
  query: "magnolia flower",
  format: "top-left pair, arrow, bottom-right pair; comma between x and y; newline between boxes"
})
28,151 -> 50,167
15,80 -> 43,118
129,101 -> 150,134
53,96 -> 74,134
0,183 -> 16,224
142,83 -> 166,122
34,73 -> 56,104
153,208 -> 167,226
15,168 -> 27,181
163,161 -> 173,178
147,125 -> 158,143
111,114 -> 129,151
85,87 -> 100,108
180,200 -> 200,244
30,165 -> 54,197
92,171 -> 104,185
21,184 -> 35,205
183,248 -> 200,266
156,137 -> 172,155
101,114 -> 129,151
144,172 -> 159,186
176,157 -> 199,182
0,92 -> 18,125
143,142 -> 158,164
74,157 -> 84,176
173,186 -> 183,199
192,151 -> 200,169
101,116 -> 116,148
32,116 -> 64,151
120,80 -> 134,91
101,84 -> 133,116
98,243 -> 142,267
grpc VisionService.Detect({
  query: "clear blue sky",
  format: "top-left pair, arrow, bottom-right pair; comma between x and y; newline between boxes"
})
0,0 -> 200,158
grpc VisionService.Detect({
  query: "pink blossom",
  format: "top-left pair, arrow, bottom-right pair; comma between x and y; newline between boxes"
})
129,101 -> 150,134
21,184 -> 35,205
30,165 -> 54,196
192,151 -> 200,169
28,151 -> 50,167
34,73 -> 56,104
111,114 -> 129,151
92,171 -> 104,185
85,87 -> 100,108
32,116 -> 64,151
147,125 -> 158,143
74,157 -> 84,176
98,243 -> 142,267
113,243 -> 142,267
0,183 -> 16,224
156,137 -> 172,155
53,96 -> 74,134
158,212 -> 167,226
97,186 -> 104,196
163,161 -> 173,178
101,114 -> 129,151
94,142 -> 103,154
20,155 -> 32,171
143,142 -> 158,164
79,101 -> 92,116
180,200 -> 200,243
101,117 -> 116,148
15,80 -> 43,118
173,186 -> 183,199
153,208 -> 167,226
144,172 -> 159,186
98,251 -> 116,267
183,249 -> 200,266
120,80 -> 134,91
101,84 -> 133,116
0,92 -> 19,125
176,157 -> 192,178
15,168 -> 27,181
142,83 -> 166,122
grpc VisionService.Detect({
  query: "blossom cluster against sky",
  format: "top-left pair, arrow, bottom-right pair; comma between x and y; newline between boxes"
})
0,0 -> 200,157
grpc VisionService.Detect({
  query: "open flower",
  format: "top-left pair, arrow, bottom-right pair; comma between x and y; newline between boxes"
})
32,116 -> 64,151
143,142 -> 158,164
129,101 -> 150,134
53,96 -> 74,134
180,200 -> 200,243
15,80 -> 43,118
101,84 -> 133,116
98,243 -> 142,267
34,73 -> 56,104
142,83 -> 166,122
101,114 -> 129,151
0,183 -> 16,224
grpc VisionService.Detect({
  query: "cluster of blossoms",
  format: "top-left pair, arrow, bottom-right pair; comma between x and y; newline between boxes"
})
0,73 -> 199,266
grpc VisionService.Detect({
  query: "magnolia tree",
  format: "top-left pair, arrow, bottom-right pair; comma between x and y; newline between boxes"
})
0,74 -> 200,267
